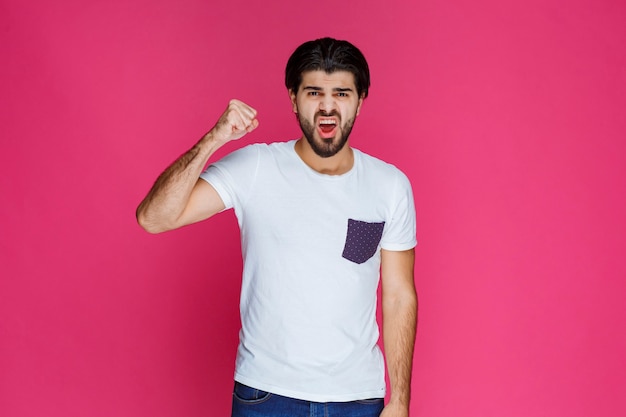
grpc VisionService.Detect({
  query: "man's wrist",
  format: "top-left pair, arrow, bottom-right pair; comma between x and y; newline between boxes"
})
387,393 -> 410,408
198,130 -> 227,155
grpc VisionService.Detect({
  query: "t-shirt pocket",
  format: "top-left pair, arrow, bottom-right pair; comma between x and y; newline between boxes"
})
342,219 -> 385,264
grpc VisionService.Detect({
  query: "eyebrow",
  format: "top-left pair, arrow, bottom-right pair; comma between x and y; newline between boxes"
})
302,86 -> 355,92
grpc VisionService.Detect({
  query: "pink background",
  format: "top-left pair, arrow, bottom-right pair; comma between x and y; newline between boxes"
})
2,0 -> 625,416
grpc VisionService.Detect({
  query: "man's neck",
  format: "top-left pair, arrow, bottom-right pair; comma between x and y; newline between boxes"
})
294,138 -> 354,175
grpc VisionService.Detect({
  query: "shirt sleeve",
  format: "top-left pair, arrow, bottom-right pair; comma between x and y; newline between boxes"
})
198,144 -> 261,211
380,170 -> 417,251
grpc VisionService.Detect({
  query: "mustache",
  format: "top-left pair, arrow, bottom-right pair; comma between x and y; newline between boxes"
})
315,110 -> 340,119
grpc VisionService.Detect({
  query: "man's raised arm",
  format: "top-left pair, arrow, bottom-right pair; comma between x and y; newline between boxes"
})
136,99 -> 258,233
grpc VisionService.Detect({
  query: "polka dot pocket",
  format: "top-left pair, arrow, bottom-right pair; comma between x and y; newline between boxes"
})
341,219 -> 385,264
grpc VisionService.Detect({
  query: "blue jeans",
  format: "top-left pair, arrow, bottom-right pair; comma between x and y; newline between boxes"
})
231,382 -> 384,417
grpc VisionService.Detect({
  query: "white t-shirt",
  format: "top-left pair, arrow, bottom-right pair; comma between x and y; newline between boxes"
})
200,140 -> 416,402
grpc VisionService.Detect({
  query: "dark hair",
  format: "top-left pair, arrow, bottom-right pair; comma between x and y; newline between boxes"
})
285,37 -> 370,98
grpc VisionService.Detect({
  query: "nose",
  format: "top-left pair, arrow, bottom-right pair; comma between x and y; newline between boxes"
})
319,94 -> 337,113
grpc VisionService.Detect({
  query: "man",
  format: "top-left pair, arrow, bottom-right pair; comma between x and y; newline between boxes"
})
137,37 -> 417,417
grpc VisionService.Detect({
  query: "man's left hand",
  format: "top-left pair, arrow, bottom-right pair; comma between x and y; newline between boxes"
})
380,401 -> 409,417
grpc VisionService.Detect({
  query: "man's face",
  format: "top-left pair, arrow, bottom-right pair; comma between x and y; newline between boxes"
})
290,70 -> 364,158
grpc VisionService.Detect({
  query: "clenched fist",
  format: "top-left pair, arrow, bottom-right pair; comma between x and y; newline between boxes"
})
211,99 -> 259,144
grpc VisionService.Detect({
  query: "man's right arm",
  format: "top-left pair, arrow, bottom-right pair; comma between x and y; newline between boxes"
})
136,99 -> 258,233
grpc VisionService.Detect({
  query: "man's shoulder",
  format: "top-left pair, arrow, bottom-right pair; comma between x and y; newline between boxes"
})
234,139 -> 295,156
219,139 -> 294,162
354,147 -> 410,181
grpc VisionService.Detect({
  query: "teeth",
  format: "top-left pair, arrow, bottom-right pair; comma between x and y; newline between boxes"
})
319,120 -> 336,125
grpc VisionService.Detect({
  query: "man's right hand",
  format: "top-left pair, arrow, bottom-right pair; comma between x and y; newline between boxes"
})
211,99 -> 259,144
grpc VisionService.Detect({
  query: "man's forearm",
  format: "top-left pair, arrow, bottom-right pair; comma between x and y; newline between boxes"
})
383,291 -> 417,409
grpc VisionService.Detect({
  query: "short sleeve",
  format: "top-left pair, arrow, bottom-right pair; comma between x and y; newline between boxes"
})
199,144 -> 261,211
380,171 -> 417,251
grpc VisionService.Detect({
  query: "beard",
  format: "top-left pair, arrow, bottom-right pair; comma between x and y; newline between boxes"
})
297,110 -> 356,158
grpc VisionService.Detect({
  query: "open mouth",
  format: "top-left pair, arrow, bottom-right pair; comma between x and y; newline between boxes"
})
318,118 -> 338,137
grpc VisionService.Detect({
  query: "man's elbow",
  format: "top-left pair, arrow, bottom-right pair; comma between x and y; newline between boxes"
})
384,287 -> 417,311
138,220 -> 165,234
136,208 -> 171,234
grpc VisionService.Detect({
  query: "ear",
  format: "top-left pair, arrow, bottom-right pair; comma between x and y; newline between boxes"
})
289,89 -> 298,113
356,94 -> 365,116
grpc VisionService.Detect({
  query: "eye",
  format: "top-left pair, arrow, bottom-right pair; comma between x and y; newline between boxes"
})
308,91 -> 320,96
336,92 -> 349,98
